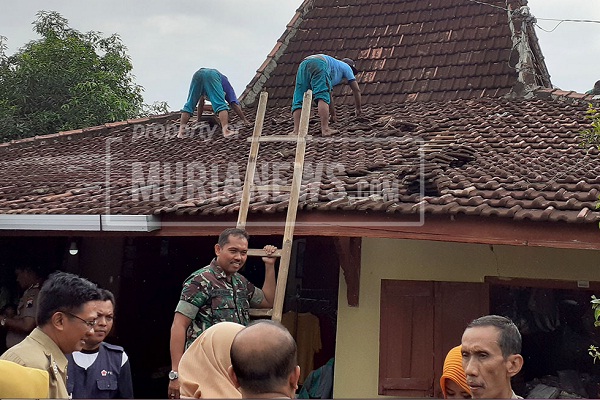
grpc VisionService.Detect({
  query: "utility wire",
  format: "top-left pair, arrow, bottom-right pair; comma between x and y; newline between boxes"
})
537,17 -> 600,24
466,0 -> 600,28
535,21 -> 564,33
466,0 -> 509,11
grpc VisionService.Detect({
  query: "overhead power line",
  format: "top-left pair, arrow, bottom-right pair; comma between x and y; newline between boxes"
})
466,0 -> 509,11
465,0 -> 600,29
537,18 -> 600,24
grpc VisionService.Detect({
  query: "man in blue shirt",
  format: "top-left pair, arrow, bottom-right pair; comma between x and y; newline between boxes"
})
67,289 -> 133,399
291,54 -> 362,136
178,68 -> 250,138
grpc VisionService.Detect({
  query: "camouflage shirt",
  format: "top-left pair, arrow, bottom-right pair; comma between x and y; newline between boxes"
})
175,259 -> 264,348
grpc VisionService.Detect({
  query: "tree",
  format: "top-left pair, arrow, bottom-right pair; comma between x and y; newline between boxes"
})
589,295 -> 600,363
584,111 -> 600,363
580,105 -> 600,150
0,11 -> 168,142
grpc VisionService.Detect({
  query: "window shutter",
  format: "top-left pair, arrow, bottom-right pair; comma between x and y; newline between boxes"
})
379,280 -> 435,397
434,282 -> 489,397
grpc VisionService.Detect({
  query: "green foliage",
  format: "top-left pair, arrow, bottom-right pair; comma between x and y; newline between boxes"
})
0,11 -> 169,142
589,295 -> 600,363
140,101 -> 171,118
580,105 -> 600,149
579,105 -> 600,229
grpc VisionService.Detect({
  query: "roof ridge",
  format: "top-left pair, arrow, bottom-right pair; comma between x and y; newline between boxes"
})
533,88 -> 600,105
240,0 -> 312,106
0,112 -> 181,150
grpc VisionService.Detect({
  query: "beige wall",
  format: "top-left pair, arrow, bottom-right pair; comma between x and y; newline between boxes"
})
333,238 -> 600,398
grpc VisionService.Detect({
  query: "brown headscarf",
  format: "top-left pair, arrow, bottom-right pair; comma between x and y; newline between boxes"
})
440,345 -> 471,398
179,322 -> 245,398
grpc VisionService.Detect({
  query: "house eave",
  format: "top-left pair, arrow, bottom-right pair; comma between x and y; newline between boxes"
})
0,214 -> 161,232
155,212 -> 600,251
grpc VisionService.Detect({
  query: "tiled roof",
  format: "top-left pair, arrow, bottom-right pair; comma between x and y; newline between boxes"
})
1,91 -> 599,224
241,0 -> 551,107
0,0 -> 597,227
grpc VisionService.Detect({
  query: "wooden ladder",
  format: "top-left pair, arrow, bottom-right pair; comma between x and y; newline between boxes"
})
237,90 -> 312,322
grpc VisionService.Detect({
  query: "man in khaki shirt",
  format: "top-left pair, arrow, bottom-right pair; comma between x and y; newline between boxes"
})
1,271 -> 101,398
1,266 -> 45,348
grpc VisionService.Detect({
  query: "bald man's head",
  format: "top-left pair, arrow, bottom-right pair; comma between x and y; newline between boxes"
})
230,320 -> 298,395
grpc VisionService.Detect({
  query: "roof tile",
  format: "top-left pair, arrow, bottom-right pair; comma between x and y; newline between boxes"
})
3,0 -> 598,226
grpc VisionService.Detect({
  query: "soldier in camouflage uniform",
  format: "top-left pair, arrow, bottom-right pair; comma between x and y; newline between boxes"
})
168,228 -> 277,399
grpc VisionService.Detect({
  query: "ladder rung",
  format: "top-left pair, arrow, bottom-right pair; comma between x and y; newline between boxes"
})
247,249 -> 282,257
247,135 -> 313,143
239,90 -> 313,322
249,308 -> 273,317
253,185 -> 292,192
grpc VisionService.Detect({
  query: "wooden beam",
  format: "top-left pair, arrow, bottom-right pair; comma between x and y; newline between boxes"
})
156,212 -> 600,250
334,237 -> 361,307
485,276 -> 600,291
5,212 -> 600,251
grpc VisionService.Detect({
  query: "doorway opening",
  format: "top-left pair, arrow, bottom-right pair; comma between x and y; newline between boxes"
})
489,279 -> 600,398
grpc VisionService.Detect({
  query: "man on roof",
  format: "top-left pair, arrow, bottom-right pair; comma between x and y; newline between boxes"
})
291,54 -> 362,136
178,68 -> 250,138
585,80 -> 600,95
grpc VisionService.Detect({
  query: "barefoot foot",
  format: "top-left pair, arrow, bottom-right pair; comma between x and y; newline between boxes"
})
321,127 -> 339,136
222,127 -> 237,137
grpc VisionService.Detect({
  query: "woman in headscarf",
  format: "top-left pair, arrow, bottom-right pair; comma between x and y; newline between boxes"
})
178,322 -> 245,399
440,345 -> 472,399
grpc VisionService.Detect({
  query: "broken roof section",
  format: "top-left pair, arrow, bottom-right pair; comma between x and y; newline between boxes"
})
242,0 -> 552,107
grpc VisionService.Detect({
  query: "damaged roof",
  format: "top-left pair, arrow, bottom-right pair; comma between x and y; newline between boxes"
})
1,88 -> 599,224
0,0 -> 599,227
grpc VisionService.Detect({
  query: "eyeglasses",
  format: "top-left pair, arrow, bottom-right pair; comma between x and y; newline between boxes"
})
62,311 -> 96,330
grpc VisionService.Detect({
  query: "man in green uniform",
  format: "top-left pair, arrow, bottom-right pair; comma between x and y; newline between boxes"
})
168,228 -> 277,399
0,271 -> 101,398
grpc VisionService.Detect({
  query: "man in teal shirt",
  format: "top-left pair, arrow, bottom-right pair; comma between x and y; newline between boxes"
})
178,68 -> 250,138
585,80 -> 600,95
291,54 -> 362,136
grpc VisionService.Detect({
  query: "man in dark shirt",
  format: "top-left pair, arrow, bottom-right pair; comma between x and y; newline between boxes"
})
67,289 -> 133,398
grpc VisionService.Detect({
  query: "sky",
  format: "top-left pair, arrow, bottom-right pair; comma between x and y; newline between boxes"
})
0,0 -> 599,111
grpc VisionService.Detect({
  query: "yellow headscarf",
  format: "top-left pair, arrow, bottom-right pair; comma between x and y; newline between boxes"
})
440,345 -> 471,398
0,360 -> 49,398
179,322 -> 245,399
